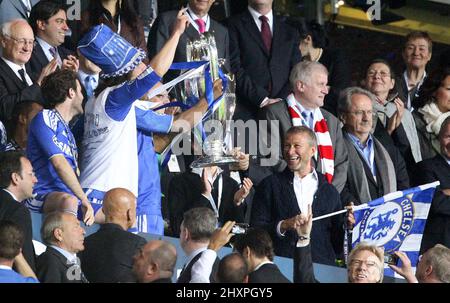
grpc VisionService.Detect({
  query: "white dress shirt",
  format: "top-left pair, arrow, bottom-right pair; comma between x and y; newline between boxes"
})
36,37 -> 62,66
186,5 -> 211,33
277,169 -> 318,237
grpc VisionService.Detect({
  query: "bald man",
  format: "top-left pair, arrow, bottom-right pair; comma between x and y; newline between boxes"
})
133,240 -> 177,283
79,188 -> 147,283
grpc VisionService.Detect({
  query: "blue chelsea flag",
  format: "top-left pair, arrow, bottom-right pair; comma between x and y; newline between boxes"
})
351,181 -> 439,279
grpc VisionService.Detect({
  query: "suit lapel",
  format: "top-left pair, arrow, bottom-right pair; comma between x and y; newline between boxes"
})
241,11 -> 269,57
0,59 -> 27,90
32,43 -> 50,69
10,0 -> 28,19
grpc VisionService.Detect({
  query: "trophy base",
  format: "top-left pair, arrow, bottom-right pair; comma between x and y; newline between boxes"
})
190,155 -> 239,169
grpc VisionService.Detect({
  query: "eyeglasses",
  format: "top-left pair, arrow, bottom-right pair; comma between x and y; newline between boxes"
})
367,70 -> 391,78
347,110 -> 374,117
349,259 -> 379,269
4,34 -> 36,47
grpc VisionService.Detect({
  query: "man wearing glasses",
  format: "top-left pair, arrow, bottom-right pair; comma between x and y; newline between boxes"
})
0,19 -> 55,122
337,87 -> 403,206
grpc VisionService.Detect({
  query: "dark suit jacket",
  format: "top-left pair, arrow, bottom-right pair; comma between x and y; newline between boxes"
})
0,58 -> 42,121
168,171 -> 245,237
293,244 -> 319,283
248,263 -> 290,283
414,155 -> 450,253
27,42 -> 73,77
250,168 -> 343,265
227,10 -> 301,121
147,10 -> 229,83
79,223 -> 146,283
0,0 -> 39,25
260,102 -> 348,193
0,189 -> 36,272
36,246 -> 87,283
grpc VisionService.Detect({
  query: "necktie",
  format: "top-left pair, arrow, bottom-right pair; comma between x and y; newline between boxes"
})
301,111 -> 313,129
259,15 -> 272,52
49,47 -> 57,58
18,69 -> 28,85
84,75 -> 95,98
195,18 -> 206,34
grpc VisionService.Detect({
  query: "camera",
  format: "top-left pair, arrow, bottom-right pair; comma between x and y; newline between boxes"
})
384,253 -> 399,266
231,223 -> 249,235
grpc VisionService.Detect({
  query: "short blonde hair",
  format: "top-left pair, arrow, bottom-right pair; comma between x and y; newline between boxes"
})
348,242 -> 384,283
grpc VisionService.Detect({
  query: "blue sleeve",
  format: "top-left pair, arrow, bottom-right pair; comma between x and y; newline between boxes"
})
135,107 -> 173,134
105,67 -> 162,121
30,113 -> 65,159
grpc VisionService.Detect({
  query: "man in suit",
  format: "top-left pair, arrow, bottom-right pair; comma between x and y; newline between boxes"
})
36,211 -> 88,283
28,1 -> 78,76
260,61 -> 348,193
0,151 -> 38,271
177,207 -> 220,283
0,0 -> 39,26
414,116 -> 450,253
79,188 -> 146,283
0,19 -> 54,122
147,0 -> 229,83
250,126 -> 343,264
233,227 -> 290,283
217,253 -> 248,283
133,240 -> 177,283
227,0 -> 301,124
337,87 -> 402,206
0,221 -> 38,283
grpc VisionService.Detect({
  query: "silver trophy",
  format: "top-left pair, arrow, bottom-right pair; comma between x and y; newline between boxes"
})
182,32 -> 238,168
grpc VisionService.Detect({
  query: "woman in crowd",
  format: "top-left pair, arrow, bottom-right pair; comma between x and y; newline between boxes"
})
81,0 -> 147,52
364,58 -> 422,173
413,67 -> 450,160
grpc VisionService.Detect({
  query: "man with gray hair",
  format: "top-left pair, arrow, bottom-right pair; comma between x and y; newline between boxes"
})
177,207 -> 219,283
337,87 -> 401,207
260,60 -> 348,194
36,211 -> 88,283
0,19 -> 56,122
390,244 -> 450,283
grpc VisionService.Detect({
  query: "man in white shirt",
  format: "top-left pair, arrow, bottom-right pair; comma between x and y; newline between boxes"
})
250,126 -> 344,264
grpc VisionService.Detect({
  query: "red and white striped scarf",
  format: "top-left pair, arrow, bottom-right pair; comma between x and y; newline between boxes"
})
286,93 -> 334,183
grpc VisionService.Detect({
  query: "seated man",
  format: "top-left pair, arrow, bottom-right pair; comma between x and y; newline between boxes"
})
0,151 -> 38,271
26,69 -> 94,225
233,227 -> 290,283
293,204 -> 384,283
414,116 -> 450,252
36,211 -> 87,283
177,207 -> 219,283
216,253 -> 248,283
80,188 -> 146,283
251,126 -> 343,264
0,221 -> 38,283
390,244 -> 450,283
337,87 -> 408,206
133,240 -> 177,283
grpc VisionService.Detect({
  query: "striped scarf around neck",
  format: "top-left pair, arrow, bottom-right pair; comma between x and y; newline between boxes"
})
286,93 -> 334,183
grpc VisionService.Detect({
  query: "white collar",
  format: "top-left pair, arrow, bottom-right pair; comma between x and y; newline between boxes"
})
248,6 -> 273,28
253,260 -> 274,272
50,245 -> 78,264
1,57 -> 26,73
0,265 -> 12,270
186,5 -> 210,32
293,168 -> 318,181
185,246 -> 207,267
36,36 -> 55,53
2,188 -> 20,202
191,166 -> 223,184
78,69 -> 99,83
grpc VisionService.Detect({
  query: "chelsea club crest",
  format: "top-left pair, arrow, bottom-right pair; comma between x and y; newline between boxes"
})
358,195 -> 415,253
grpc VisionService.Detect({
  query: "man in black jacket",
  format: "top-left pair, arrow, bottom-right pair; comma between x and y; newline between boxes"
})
36,211 -> 88,283
79,188 -> 146,283
0,151 -> 37,271
250,126 -> 343,265
233,227 -> 290,283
